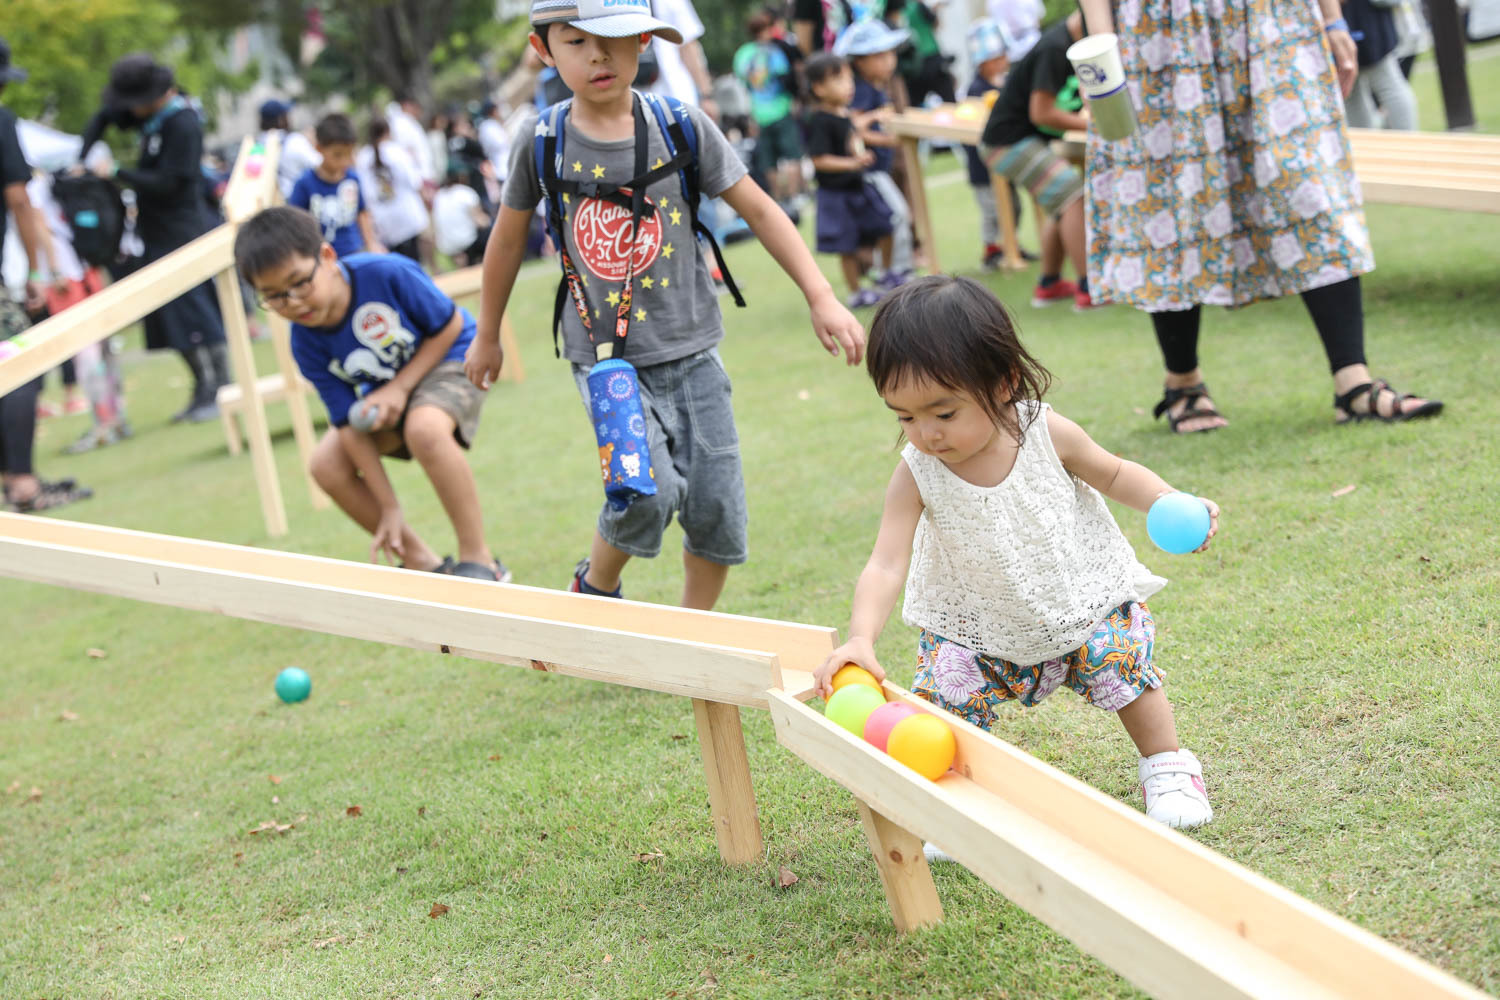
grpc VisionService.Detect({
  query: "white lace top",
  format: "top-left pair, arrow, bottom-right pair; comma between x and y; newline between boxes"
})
900,401 -> 1166,664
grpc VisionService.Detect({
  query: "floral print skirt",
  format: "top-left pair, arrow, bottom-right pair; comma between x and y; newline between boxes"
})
1086,0 -> 1375,311
911,603 -> 1163,730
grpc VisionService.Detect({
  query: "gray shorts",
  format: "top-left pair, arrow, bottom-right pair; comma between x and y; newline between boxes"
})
382,360 -> 486,460
571,348 -> 748,566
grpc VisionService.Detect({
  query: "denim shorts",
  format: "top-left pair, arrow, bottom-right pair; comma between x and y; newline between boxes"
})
571,348 -> 748,565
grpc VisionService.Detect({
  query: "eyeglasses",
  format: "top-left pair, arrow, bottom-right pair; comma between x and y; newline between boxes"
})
257,259 -> 321,308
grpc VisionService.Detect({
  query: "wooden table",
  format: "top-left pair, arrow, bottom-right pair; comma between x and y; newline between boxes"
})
887,103 -> 1085,274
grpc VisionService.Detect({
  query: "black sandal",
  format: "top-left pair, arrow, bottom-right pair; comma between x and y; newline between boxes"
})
1333,378 -> 1444,424
1153,382 -> 1226,434
6,480 -> 93,513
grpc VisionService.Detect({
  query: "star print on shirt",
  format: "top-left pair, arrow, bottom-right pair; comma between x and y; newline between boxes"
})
606,290 -> 621,306
641,276 -> 654,289
572,160 -> 583,174
652,157 -> 664,170
660,277 -> 669,288
634,308 -> 647,322
591,163 -> 605,179
562,193 -> 570,204
662,242 -> 675,259
669,208 -> 682,226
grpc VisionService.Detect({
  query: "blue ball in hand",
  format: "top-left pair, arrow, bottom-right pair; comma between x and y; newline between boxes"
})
347,399 -> 378,432
1147,492 -> 1211,554
275,666 -> 312,704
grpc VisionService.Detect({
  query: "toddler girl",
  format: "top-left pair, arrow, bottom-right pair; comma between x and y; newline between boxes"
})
813,275 -> 1218,838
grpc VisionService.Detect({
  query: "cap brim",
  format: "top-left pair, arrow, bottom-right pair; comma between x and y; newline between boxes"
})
566,13 -> 683,44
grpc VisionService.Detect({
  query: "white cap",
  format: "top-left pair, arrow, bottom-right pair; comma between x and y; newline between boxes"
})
530,0 -> 684,44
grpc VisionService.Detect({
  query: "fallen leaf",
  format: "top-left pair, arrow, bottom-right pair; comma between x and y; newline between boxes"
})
59,710 -> 79,722
86,648 -> 106,659
670,734 -> 687,741
417,805 -> 426,817
1331,484 -> 1357,498
538,831 -> 548,841
702,967 -> 719,989
233,852 -> 244,866
140,893 -> 151,903
395,866 -> 409,874
337,700 -> 351,707
428,902 -> 450,919
346,805 -> 362,817
633,850 -> 665,863
1131,406 -> 1147,416
6,781 -> 19,795
487,754 -> 501,761
22,786 -> 41,805
268,775 -> 281,785
1418,555 -> 1431,563
271,796 -> 280,805
602,953 -> 613,964
313,934 -> 346,949
796,389 -> 811,401
297,814 -> 307,823
247,820 -> 294,836
777,866 -> 799,889
172,935 -> 186,944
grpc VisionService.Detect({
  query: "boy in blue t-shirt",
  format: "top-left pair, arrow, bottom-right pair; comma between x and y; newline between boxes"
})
234,205 -> 507,581
288,113 -> 382,258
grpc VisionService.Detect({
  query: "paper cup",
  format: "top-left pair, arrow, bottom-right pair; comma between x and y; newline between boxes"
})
1067,33 -> 1138,141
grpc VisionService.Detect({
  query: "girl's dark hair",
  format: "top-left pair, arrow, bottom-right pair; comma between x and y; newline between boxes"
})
368,117 -> 391,181
867,275 -> 1052,443
234,205 -> 324,284
803,53 -> 847,96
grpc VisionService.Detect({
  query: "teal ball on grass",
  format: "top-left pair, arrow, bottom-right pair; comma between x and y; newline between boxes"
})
275,667 -> 312,703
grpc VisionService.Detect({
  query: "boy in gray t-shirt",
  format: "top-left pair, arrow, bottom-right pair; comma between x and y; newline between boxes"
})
466,0 -> 866,611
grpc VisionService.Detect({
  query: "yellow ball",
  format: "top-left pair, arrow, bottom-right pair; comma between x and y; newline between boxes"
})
886,714 -> 957,781
831,663 -> 881,694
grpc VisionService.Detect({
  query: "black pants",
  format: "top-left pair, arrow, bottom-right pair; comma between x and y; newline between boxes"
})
1151,276 -> 1367,376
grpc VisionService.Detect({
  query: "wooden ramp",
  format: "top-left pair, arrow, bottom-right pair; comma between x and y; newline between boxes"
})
0,512 -> 1487,999
1347,128 -> 1500,214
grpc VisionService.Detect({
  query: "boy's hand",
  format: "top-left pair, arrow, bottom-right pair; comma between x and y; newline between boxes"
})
464,337 -> 503,390
809,290 -> 866,366
813,637 -> 886,700
370,506 -> 408,565
362,384 -> 409,432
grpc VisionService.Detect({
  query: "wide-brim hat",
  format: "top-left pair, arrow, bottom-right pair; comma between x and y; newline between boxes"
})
530,0 -> 684,45
967,19 -> 1008,66
833,19 -> 910,58
102,53 -> 175,110
0,37 -> 27,84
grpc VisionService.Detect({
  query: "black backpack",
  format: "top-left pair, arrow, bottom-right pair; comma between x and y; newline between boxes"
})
51,173 -> 126,267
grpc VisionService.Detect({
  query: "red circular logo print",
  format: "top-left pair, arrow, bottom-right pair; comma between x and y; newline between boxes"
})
572,189 -> 664,281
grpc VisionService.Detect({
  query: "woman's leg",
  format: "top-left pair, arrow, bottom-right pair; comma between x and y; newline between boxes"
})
1301,276 -> 1441,418
1151,307 -> 1228,432
1365,53 -> 1419,130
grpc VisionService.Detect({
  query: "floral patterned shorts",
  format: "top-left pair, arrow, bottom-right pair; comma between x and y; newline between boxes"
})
912,602 -> 1163,730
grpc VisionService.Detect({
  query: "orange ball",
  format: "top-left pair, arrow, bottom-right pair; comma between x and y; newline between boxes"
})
830,663 -> 881,694
886,714 -> 957,780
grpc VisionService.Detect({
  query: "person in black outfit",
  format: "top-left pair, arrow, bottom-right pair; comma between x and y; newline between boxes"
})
0,37 -> 92,512
80,53 -> 229,424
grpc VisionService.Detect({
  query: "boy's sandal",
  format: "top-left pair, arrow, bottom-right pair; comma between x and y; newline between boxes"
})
1152,382 -> 1226,434
450,561 -> 500,582
7,480 -> 93,514
1333,378 -> 1444,424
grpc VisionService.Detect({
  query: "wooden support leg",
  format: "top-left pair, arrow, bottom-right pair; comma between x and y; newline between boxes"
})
498,313 -> 525,383
267,313 -> 330,510
692,698 -> 763,865
213,270 -> 288,538
900,135 -> 941,275
857,800 -> 943,933
220,403 -> 242,456
989,172 -> 1028,272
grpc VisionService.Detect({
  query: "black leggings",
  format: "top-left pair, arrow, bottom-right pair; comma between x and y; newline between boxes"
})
0,374 -> 42,477
1151,276 -> 1367,376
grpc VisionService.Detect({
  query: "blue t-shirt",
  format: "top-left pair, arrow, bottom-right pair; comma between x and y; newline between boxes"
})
291,254 -> 476,426
851,77 -> 894,174
288,168 -> 367,257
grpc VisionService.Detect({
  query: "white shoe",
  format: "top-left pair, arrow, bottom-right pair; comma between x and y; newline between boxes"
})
1139,749 -> 1213,830
923,841 -> 956,864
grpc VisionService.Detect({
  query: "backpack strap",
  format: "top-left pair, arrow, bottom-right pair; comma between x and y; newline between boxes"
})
535,100 -> 574,357
641,93 -> 745,310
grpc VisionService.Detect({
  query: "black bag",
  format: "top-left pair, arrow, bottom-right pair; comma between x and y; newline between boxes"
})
50,172 -> 126,268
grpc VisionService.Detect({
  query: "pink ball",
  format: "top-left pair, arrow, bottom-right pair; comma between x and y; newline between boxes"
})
863,702 -> 920,753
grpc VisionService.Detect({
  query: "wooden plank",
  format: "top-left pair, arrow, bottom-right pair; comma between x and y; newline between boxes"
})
1358,181 -> 1500,214
900,135 -> 941,275
0,226 -> 237,396
770,690 -> 1484,999
693,699 -> 764,864
214,268 -> 287,537
857,801 -> 942,932
0,527 -> 790,707
432,266 -> 524,383
0,513 -> 832,700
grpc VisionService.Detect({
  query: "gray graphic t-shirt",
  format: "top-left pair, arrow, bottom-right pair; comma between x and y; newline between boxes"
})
503,99 -> 747,368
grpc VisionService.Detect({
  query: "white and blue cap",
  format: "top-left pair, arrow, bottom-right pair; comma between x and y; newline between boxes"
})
967,19 -> 1007,66
832,19 -> 910,58
530,0 -> 684,44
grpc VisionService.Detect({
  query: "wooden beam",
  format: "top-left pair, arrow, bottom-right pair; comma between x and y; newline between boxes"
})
900,135 -> 941,274
767,688 -> 1486,999
857,801 -> 943,932
0,513 -> 833,701
0,226 -> 236,396
988,171 -> 1027,272
693,699 -> 764,864
214,269 -> 287,537
431,265 -> 525,383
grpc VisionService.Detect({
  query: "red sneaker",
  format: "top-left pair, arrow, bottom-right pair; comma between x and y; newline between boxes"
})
1073,289 -> 1103,311
1030,279 -> 1079,307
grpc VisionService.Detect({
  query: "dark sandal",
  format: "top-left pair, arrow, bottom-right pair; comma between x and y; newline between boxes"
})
7,480 -> 93,513
450,561 -> 500,582
399,555 -> 455,573
1153,382 -> 1226,434
1333,378 -> 1444,424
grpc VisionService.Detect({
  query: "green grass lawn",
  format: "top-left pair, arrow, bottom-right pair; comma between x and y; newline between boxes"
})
4,135 -> 1499,996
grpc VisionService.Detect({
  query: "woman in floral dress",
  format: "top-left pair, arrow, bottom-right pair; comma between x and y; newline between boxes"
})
1078,0 -> 1442,431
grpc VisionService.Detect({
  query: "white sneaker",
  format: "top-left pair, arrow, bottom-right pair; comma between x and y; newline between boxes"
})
923,841 -> 957,864
1139,749 -> 1213,830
